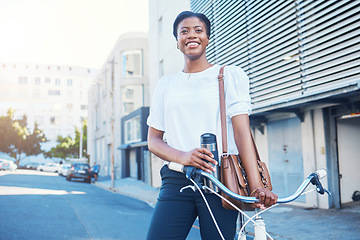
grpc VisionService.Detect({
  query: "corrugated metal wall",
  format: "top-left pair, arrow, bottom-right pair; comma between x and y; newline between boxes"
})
191,0 -> 360,113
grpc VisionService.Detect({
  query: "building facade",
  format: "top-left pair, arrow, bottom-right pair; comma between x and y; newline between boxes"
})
148,0 -> 360,209
87,32 -> 149,180
0,62 -> 98,164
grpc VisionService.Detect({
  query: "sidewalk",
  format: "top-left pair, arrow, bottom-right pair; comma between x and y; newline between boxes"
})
94,176 -> 160,207
94,177 -> 360,239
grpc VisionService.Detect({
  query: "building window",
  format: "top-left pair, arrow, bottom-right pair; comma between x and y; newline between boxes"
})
67,79 -> 73,86
125,89 -> 134,99
122,49 -> 143,77
123,103 -> 134,115
158,17 -> 163,34
67,104 -> 73,110
50,116 -> 60,125
81,105 -> 87,110
95,105 -> 100,129
18,77 -> 28,84
35,77 -> 41,85
125,116 -> 141,143
55,78 -> 61,85
45,78 -> 51,83
48,90 -> 61,96
159,60 -> 164,77
121,85 -> 143,115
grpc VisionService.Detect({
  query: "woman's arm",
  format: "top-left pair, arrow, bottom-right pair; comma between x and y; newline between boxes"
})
147,127 -> 217,173
231,114 -> 278,208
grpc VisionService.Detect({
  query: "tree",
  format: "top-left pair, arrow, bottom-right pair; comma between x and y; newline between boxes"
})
45,119 -> 89,160
0,108 -> 47,166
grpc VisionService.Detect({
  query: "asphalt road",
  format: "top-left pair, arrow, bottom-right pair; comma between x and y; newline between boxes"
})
0,170 -> 155,240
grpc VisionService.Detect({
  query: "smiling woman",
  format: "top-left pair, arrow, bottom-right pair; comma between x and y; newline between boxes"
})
145,11 -> 277,240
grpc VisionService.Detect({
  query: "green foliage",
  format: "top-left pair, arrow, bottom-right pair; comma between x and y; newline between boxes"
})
45,119 -> 88,160
0,108 -> 47,166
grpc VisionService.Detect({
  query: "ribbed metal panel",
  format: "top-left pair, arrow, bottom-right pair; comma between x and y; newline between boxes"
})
298,0 -> 360,98
191,0 -> 360,112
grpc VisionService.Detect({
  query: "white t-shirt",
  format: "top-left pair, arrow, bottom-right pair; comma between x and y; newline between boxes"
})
147,64 -> 252,156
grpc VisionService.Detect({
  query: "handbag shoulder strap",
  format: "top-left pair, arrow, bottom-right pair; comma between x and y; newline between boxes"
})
218,66 -> 261,160
218,66 -> 227,154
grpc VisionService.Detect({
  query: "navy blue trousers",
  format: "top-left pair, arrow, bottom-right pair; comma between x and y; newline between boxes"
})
146,165 -> 238,240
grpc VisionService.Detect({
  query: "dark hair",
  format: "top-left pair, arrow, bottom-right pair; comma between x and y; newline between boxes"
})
173,11 -> 211,39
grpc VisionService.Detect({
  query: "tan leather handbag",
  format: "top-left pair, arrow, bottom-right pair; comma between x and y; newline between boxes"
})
218,66 -> 272,211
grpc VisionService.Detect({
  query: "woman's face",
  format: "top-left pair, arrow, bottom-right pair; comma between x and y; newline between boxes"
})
177,17 -> 209,60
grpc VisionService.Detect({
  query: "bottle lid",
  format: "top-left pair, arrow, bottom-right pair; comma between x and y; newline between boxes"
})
200,133 -> 217,145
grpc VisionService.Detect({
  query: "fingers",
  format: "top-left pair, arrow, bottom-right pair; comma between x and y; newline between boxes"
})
253,188 -> 278,208
197,148 -> 218,165
188,148 -> 218,173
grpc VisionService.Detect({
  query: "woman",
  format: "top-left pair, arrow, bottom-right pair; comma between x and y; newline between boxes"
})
146,11 -> 277,239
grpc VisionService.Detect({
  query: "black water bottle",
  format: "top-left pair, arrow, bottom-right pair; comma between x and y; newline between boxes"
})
201,133 -> 220,192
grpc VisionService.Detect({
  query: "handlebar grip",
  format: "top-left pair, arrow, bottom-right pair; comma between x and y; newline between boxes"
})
315,169 -> 327,179
167,162 -> 184,173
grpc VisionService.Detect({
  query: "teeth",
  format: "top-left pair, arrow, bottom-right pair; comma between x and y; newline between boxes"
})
187,42 -> 199,47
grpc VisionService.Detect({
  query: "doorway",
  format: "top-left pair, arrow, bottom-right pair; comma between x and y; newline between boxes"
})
267,117 -> 305,202
337,116 -> 360,204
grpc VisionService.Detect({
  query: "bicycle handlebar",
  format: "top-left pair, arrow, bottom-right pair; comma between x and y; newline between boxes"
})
167,162 -> 330,204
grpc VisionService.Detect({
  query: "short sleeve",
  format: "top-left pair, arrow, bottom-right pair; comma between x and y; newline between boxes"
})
147,77 -> 166,131
224,65 -> 252,119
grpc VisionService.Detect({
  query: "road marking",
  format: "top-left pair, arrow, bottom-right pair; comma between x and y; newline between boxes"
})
116,210 -> 139,215
0,186 -> 86,195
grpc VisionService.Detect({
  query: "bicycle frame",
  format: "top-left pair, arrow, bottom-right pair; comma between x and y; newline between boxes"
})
167,162 -> 330,240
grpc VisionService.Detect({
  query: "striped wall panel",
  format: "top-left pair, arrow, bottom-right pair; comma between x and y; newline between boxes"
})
191,0 -> 360,113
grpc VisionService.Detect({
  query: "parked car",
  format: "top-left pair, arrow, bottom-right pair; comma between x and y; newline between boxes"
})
37,163 -> 60,173
0,159 -> 17,171
59,164 -> 71,176
24,162 -> 40,170
66,163 -> 91,183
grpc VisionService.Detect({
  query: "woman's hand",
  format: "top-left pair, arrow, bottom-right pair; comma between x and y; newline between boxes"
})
252,187 -> 278,209
178,148 -> 218,173
147,127 -> 217,173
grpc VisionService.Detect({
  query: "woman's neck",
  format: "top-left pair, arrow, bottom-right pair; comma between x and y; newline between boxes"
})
182,57 -> 212,73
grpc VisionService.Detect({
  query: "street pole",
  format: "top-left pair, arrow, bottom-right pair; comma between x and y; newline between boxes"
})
110,58 -> 115,190
79,118 -> 83,159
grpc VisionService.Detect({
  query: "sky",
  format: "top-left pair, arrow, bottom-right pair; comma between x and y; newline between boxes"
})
0,0 -> 149,69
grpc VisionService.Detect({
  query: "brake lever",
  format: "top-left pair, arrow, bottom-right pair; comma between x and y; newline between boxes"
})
310,173 -> 331,195
183,166 -> 204,191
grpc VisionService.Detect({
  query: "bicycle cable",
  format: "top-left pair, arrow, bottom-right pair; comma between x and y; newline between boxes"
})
188,178 -> 225,240
203,186 -> 274,240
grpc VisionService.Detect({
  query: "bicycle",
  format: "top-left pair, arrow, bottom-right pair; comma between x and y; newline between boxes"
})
166,162 -> 331,240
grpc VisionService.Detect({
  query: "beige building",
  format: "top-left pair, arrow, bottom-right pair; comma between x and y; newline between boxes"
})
87,32 -> 149,180
0,62 -> 97,164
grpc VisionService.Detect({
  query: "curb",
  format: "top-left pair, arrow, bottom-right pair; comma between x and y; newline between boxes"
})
93,179 -> 159,208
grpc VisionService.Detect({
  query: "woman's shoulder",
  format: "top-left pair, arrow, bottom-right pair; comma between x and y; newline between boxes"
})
224,65 -> 246,76
223,65 -> 249,85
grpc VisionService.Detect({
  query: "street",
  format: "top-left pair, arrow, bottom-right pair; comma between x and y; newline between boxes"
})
3,170 -> 359,240
0,170 -> 154,240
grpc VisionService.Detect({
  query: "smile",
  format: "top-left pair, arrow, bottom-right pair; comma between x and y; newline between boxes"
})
186,42 -> 200,47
